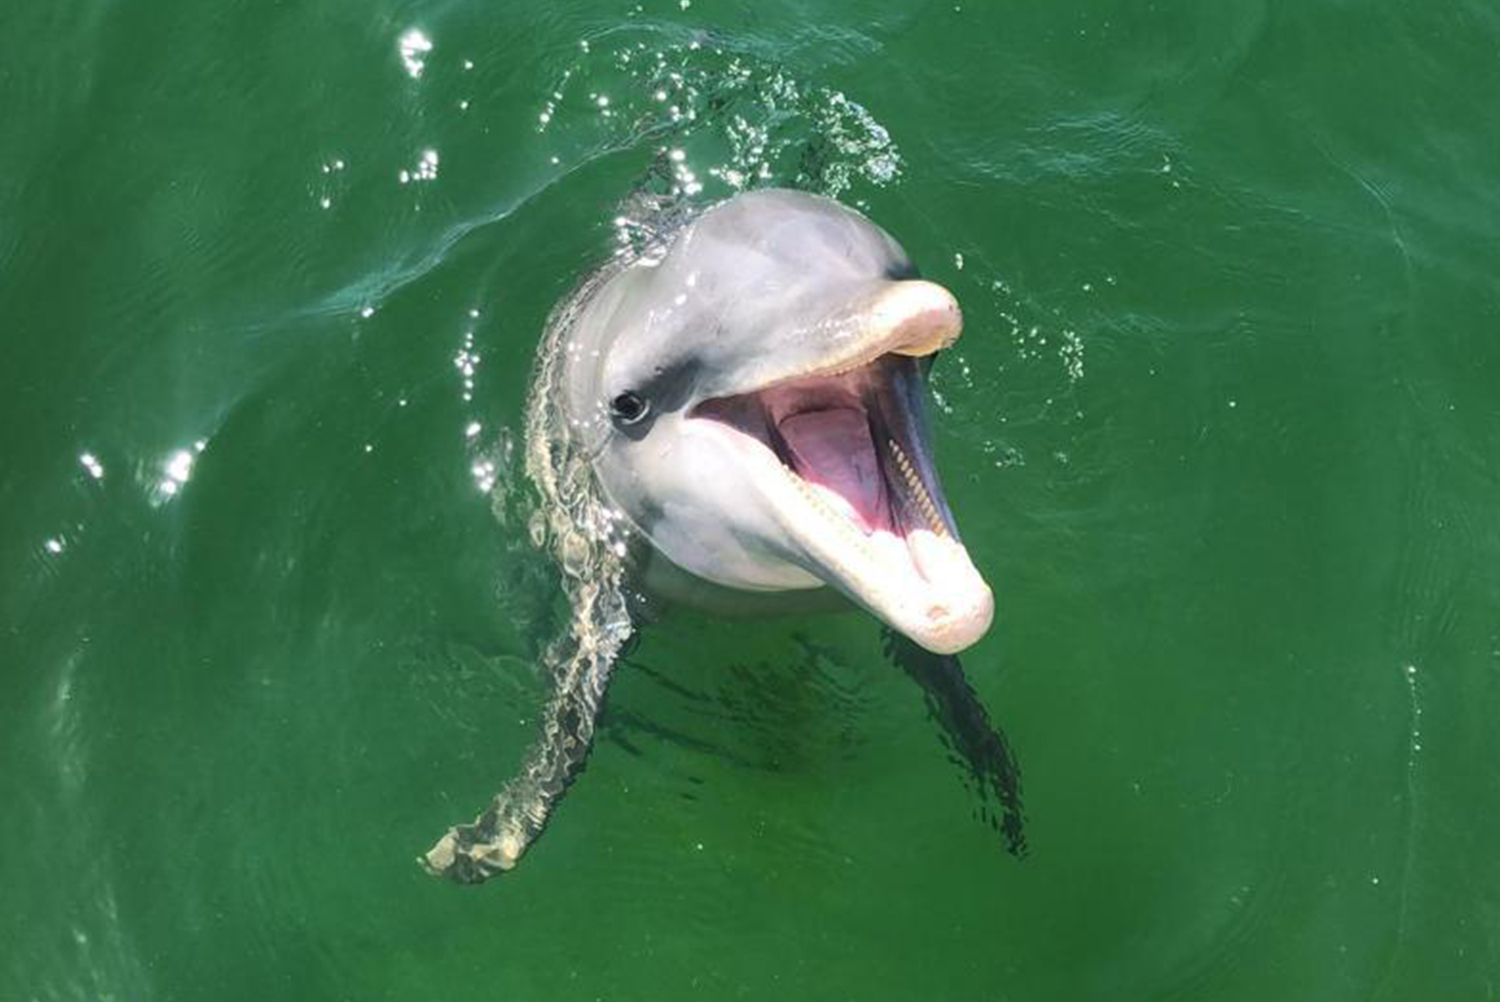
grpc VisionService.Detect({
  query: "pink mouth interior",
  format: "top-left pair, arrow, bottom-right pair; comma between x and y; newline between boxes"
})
775,407 -> 892,534
757,369 -> 906,536
694,357 -> 953,547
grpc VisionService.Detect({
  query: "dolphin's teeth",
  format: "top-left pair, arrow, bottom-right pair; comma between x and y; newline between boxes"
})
887,439 -> 949,538
778,458 -> 880,558
773,429 -> 944,557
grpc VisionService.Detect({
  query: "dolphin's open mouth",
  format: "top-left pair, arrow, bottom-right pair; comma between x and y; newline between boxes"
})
698,358 -> 954,539
691,350 -> 993,655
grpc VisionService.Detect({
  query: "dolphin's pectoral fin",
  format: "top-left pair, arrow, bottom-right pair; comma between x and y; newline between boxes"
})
422,608 -> 631,884
881,628 -> 1028,857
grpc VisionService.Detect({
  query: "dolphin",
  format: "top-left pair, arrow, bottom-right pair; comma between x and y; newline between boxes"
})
423,188 -> 1023,883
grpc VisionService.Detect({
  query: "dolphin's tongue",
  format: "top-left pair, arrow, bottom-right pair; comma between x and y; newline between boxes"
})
777,408 -> 888,532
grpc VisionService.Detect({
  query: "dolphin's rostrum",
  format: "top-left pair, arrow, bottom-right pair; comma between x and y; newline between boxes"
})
422,189 -> 1022,883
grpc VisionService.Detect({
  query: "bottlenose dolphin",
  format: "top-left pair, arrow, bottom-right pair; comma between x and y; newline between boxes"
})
423,189 -> 1023,883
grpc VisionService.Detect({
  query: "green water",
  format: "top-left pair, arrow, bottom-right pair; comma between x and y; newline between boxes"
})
4,1 -> 1499,998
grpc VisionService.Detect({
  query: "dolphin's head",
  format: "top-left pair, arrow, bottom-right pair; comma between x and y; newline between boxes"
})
564,189 -> 992,654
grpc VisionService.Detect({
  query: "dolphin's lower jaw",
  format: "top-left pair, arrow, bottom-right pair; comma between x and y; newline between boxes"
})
692,352 -> 994,655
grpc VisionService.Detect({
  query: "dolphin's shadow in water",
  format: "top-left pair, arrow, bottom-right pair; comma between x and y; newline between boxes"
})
881,628 -> 1028,857
600,631 -> 876,775
600,629 -> 1028,858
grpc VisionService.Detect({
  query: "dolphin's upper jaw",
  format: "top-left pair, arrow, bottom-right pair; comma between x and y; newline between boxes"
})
691,332 -> 993,655
695,280 -> 965,405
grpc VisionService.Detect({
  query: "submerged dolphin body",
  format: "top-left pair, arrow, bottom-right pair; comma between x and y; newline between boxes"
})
423,189 -> 1023,882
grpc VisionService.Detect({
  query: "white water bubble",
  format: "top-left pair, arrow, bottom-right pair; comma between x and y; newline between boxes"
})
165,450 -> 194,483
154,447 -> 196,501
415,149 -> 439,181
398,149 -> 440,185
399,29 -> 433,79
471,460 -> 497,494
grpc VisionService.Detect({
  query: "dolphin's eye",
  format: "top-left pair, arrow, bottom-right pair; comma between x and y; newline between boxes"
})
610,391 -> 650,425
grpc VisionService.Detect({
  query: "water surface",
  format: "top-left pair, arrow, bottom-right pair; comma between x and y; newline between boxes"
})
3,2 -> 1498,999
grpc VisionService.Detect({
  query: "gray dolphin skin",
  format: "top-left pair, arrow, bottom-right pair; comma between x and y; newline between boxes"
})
422,189 -> 1016,883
